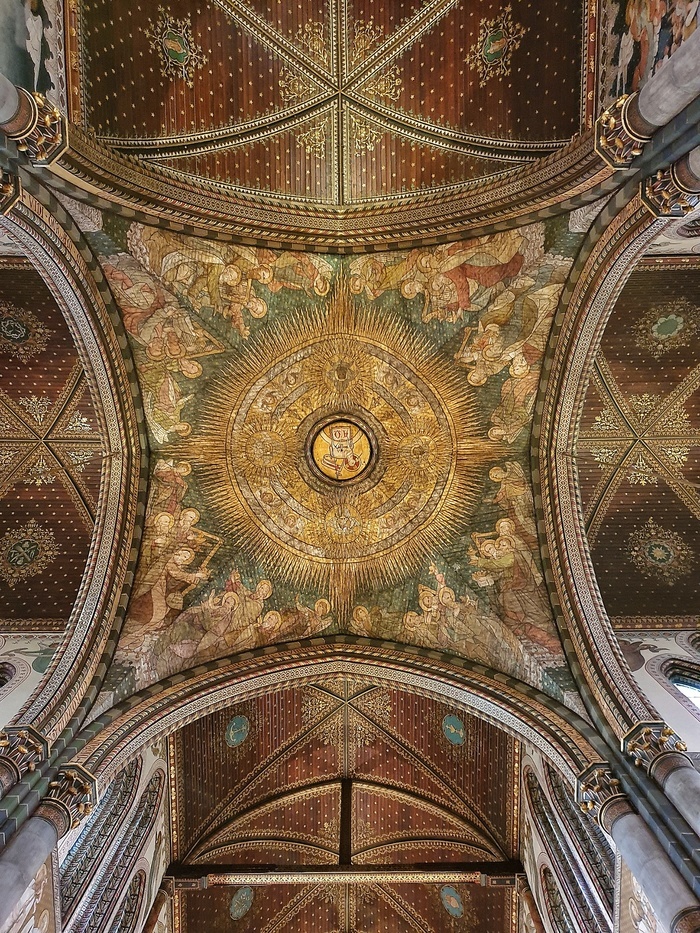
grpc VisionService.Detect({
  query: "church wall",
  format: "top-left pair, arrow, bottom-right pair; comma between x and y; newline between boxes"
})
618,630 -> 700,747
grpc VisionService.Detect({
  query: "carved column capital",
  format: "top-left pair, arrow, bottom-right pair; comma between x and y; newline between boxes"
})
0,169 -> 21,215
642,166 -> 700,217
0,727 -> 49,794
3,91 -> 66,166
595,93 -> 655,169
623,721 -> 691,777
576,763 -> 632,835
36,764 -> 97,838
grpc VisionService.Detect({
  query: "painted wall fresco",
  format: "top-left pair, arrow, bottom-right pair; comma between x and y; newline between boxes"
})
88,219 -> 581,706
0,0 -> 64,100
599,0 -> 699,107
618,859 -> 661,933
0,633 -> 60,728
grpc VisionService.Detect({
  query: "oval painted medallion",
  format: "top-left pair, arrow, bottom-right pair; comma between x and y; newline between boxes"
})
229,886 -> 254,920
225,715 -> 250,748
441,885 -> 464,917
442,714 -> 466,746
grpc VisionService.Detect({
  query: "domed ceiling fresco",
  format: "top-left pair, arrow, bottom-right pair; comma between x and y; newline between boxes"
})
84,212 -> 583,709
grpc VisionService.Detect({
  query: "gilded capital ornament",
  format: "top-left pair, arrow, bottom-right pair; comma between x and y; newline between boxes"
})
595,93 -> 654,169
36,764 -> 97,838
642,165 -> 700,217
576,763 -> 631,834
624,721 -> 688,767
0,168 -> 21,215
3,90 -> 66,166
0,726 -> 49,794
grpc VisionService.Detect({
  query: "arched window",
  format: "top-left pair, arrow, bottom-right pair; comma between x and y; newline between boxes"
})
663,660 -> 700,719
0,663 -> 16,688
525,770 -> 609,932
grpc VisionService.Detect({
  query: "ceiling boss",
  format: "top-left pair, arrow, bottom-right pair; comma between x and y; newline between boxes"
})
190,282 -> 497,620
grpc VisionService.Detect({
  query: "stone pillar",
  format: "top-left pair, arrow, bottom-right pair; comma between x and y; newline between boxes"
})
0,765 -> 97,931
578,765 -> 700,933
597,29 -> 700,168
142,884 -> 172,933
0,727 -> 49,796
624,724 -> 700,841
516,875 -> 546,933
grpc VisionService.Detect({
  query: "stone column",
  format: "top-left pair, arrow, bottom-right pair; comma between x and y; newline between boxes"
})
516,875 -> 547,933
597,29 -> 700,168
142,883 -> 172,933
578,765 -> 700,933
641,145 -> 700,215
0,765 -> 97,931
624,724 -> 700,841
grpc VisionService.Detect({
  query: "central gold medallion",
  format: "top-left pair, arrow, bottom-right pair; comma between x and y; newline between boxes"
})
192,282 -> 495,620
310,418 -> 373,482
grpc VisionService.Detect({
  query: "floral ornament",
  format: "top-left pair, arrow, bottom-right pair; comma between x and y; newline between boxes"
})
0,301 -> 51,364
146,7 -> 207,88
634,299 -> 699,358
466,6 -> 526,87
0,519 -> 59,588
628,518 -> 694,585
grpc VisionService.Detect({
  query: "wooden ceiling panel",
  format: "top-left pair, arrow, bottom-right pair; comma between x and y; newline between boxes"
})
83,0 -> 290,141
577,262 -> 700,627
0,262 -> 103,627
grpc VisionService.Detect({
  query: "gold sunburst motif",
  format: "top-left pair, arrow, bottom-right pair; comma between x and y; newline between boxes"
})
189,282 -> 498,620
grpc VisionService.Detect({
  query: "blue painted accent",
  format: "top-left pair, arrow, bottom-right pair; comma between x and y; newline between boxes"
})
442,714 -> 466,746
225,715 -> 250,748
229,886 -> 254,919
441,885 -> 464,917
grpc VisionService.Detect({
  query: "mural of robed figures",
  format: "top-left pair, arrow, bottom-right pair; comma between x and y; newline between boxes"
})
0,0 -> 55,95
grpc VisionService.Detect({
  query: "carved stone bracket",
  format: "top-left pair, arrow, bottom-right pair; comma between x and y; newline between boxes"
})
36,764 -> 97,838
0,168 -> 21,215
595,93 -> 654,169
623,721 -> 690,773
642,165 -> 700,217
576,763 -> 631,835
4,91 -> 66,166
0,727 -> 49,794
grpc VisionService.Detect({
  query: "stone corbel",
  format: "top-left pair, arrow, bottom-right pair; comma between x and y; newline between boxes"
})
595,93 -> 655,169
0,727 -> 49,795
36,764 -> 97,838
576,763 -> 631,835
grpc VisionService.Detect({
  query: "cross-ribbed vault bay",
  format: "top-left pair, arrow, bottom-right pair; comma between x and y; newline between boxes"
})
87,216 -> 581,707
63,0 -> 594,245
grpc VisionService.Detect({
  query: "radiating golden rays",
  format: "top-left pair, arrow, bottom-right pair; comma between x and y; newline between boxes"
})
187,282 -> 499,621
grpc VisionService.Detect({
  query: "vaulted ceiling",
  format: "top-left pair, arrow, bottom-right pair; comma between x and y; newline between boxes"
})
577,258 -> 700,629
73,0 -> 585,207
168,677 -> 520,932
0,258 -> 103,631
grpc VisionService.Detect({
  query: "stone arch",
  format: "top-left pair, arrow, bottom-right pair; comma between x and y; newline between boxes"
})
67,641 -> 606,790
0,177 -> 147,740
